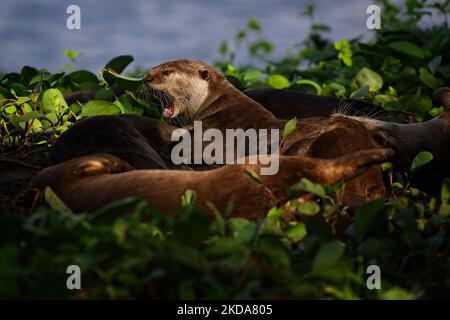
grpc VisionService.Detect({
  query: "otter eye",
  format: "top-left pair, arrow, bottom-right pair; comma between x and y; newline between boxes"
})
162,70 -> 172,76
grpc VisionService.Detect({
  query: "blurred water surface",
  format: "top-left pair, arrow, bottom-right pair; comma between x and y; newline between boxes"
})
0,0 -> 378,72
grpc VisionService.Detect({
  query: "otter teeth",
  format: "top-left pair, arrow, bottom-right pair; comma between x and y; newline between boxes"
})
163,104 -> 174,117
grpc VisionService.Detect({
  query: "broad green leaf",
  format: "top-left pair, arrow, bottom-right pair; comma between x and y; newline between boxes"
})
353,199 -> 385,241
80,100 -> 121,117
9,112 -> 42,127
374,94 -> 397,106
419,67 -> 442,89
69,70 -> 99,84
355,67 -> 383,92
16,96 -> 30,105
312,241 -> 345,274
288,178 -> 325,197
297,201 -> 320,216
285,222 -> 307,241
350,85 -> 369,99
410,151 -> 433,172
243,70 -> 263,83
429,106 -> 444,117
29,73 -> 52,85
267,206 -> 284,219
42,88 -> 68,113
268,74 -> 290,89
103,55 -> 134,85
282,117 -> 297,139
388,41 -> 424,59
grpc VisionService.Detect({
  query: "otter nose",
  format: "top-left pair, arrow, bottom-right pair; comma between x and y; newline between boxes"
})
144,74 -> 154,84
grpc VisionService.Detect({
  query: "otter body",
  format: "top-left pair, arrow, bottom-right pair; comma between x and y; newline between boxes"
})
32,149 -> 392,218
49,114 -> 176,169
144,60 -> 389,206
245,88 -> 385,120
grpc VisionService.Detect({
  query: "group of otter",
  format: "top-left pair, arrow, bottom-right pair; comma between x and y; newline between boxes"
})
31,59 -> 450,220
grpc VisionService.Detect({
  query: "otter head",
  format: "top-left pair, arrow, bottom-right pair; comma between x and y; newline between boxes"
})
144,59 -> 223,120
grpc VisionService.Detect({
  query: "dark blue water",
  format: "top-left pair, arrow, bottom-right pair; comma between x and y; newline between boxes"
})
0,0 -> 383,72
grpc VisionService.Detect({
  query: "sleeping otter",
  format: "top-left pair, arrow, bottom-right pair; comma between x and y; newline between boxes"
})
245,88 -> 385,120
49,114 -> 177,169
31,148 -> 393,219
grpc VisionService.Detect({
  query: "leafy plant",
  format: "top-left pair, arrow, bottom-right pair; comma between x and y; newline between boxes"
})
1,0 -> 450,300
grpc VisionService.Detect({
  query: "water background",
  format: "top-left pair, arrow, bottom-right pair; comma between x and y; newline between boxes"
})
0,0 -> 412,73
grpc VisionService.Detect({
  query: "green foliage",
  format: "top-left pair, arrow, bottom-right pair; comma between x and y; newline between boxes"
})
0,55 -> 159,151
1,0 -> 450,299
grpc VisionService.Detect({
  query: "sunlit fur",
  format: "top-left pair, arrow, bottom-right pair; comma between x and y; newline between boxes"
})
144,60 -> 212,120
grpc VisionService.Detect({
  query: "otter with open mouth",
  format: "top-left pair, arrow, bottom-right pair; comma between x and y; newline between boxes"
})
142,60 -> 390,207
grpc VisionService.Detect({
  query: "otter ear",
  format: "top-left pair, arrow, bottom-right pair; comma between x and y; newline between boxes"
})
199,68 -> 210,80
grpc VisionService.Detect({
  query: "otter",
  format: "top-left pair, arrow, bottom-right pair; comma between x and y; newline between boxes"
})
144,60 -> 450,188
30,148 -> 393,219
49,114 -> 177,169
245,88 -> 385,120
341,87 -> 450,190
143,60 -> 387,207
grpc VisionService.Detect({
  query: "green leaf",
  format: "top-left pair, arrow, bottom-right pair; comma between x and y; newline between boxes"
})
181,189 -> 196,207
42,88 -> 68,113
312,241 -> 345,275
247,17 -> 261,32
29,72 -> 52,85
243,70 -> 264,83
285,222 -> 307,242
380,288 -> 415,300
350,85 -> 369,99
419,67 -> 442,89
103,55 -> 134,85
410,151 -> 433,173
80,100 -> 121,117
334,39 -> 353,67
355,67 -> 383,92
268,74 -> 290,89
288,178 -> 325,197
353,199 -> 385,240
244,168 -> 261,184
267,206 -> 284,219
9,111 -> 42,127
69,70 -> 99,84
388,41 -> 424,59
296,79 -> 322,95
44,187 -> 73,214
64,49 -> 81,60
297,201 -> 320,216
428,55 -> 441,74
282,117 -> 297,139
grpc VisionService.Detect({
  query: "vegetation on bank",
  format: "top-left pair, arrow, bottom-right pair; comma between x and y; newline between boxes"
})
0,0 -> 450,299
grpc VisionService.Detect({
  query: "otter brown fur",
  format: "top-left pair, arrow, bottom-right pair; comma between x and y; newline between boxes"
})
144,60 -> 388,207
344,87 -> 450,190
31,149 -> 392,219
49,114 -> 177,169
245,88 -> 385,120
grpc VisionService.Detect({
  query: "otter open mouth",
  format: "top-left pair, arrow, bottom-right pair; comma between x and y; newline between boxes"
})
150,89 -> 175,117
